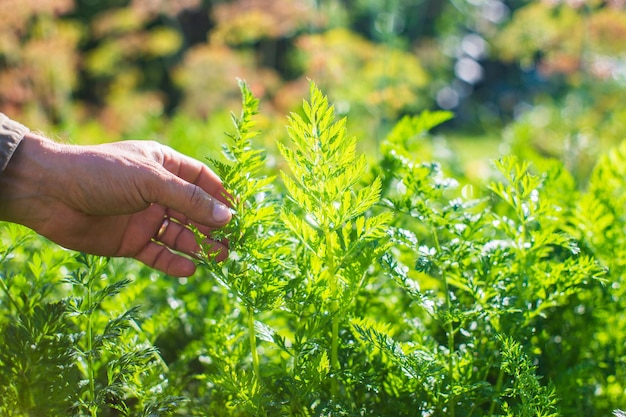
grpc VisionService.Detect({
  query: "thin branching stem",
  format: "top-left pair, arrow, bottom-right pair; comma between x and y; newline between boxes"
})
489,366 -> 506,416
331,307 -> 340,394
432,227 -> 455,417
325,226 -> 340,397
86,277 -> 97,417
248,306 -> 261,383
128,318 -> 169,373
0,275 -> 19,313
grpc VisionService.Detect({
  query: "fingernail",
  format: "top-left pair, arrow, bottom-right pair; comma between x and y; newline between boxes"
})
212,202 -> 232,224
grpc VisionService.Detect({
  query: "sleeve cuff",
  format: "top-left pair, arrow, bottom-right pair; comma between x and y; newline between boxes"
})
0,113 -> 29,172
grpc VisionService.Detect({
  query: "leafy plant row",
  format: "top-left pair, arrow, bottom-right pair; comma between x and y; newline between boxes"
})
0,82 -> 625,416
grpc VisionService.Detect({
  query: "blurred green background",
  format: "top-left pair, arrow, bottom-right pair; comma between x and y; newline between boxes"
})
3,0 -> 626,182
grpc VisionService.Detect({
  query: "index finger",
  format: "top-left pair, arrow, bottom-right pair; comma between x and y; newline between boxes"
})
161,146 -> 233,207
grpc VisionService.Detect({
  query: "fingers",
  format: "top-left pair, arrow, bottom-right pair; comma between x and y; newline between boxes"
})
144,173 -> 232,228
114,141 -> 231,229
84,140 -> 234,276
136,230 -> 228,277
160,146 -> 233,206
153,216 -> 226,259
136,242 -> 198,277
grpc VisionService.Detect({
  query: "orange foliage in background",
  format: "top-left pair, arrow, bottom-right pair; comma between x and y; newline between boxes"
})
211,0 -> 319,45
5,0 -> 626,140
0,0 -> 200,131
0,0 -> 77,123
130,0 -> 201,17
0,0 -> 433,137
496,0 -> 626,80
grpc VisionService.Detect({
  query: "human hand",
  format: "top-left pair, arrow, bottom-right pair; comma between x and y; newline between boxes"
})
0,133 -> 232,277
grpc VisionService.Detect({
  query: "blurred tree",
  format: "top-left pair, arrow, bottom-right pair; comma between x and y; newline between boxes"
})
3,0 -> 626,155
293,28 -> 428,119
0,0 -> 78,124
210,0 -> 317,45
173,43 -> 280,118
490,0 -> 626,182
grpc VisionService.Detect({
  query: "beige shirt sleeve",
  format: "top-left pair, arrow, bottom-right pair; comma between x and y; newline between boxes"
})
0,113 -> 29,172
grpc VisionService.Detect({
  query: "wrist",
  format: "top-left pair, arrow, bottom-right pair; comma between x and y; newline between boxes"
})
0,132 -> 64,228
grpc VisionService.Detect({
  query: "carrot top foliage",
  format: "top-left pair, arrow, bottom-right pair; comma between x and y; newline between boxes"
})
0,83 -> 624,416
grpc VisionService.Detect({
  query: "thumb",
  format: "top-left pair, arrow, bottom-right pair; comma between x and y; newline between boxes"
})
147,172 -> 232,227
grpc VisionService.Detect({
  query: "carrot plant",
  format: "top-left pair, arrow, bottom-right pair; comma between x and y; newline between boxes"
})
0,81 -> 625,416
0,232 -> 181,416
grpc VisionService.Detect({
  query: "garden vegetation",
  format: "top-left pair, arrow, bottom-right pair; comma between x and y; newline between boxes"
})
0,81 -> 625,416
3,1 -> 626,416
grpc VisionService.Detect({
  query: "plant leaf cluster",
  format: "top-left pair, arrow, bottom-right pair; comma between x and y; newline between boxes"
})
1,82 -> 626,416
0,240 -> 181,416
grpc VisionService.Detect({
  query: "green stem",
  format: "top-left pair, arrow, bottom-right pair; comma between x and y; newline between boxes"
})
129,318 -> 169,373
86,280 -> 97,417
442,270 -> 456,417
325,227 -> 340,396
331,306 -> 339,395
0,275 -> 19,313
489,367 -> 506,416
248,306 -> 261,382
433,229 -> 455,417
